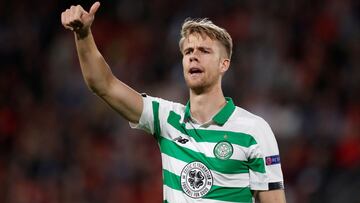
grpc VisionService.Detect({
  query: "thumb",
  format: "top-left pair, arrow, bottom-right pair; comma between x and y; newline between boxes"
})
89,2 -> 100,16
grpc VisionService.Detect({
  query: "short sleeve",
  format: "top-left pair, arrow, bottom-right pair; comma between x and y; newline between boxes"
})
129,95 -> 158,135
249,118 -> 284,191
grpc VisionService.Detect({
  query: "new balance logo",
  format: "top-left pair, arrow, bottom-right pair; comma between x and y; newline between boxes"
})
174,136 -> 189,144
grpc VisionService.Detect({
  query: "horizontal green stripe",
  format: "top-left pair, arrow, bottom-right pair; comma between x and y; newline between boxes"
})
248,157 -> 265,173
163,170 -> 253,202
160,138 -> 250,174
167,111 -> 257,147
165,111 -> 266,173
163,169 -> 181,190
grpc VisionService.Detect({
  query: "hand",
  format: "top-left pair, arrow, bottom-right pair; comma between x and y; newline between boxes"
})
61,2 -> 100,35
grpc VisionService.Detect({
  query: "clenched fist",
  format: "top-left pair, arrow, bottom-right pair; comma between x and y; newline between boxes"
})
61,2 -> 100,37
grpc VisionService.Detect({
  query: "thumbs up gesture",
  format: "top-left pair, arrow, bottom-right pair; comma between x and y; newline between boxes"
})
61,2 -> 100,35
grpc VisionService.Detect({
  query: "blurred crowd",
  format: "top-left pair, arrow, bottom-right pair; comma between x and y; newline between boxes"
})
0,0 -> 359,202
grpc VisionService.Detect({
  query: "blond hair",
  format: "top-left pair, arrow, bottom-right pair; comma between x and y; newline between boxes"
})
179,18 -> 233,59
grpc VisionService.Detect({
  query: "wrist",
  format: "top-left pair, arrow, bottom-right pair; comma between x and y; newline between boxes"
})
75,28 -> 91,40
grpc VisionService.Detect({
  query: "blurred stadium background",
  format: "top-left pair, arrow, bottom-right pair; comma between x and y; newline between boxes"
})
0,0 -> 359,202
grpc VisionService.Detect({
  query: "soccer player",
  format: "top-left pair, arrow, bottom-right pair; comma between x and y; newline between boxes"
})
61,2 -> 286,203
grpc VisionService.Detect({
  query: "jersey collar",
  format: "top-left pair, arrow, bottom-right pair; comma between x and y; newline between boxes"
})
184,97 -> 236,126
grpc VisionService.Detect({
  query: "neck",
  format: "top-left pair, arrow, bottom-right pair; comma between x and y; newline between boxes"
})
189,84 -> 226,124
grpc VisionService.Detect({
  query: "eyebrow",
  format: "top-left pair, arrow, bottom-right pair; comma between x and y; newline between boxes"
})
199,46 -> 212,52
183,46 -> 213,53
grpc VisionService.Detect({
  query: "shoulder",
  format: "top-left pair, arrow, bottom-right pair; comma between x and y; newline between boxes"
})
143,94 -> 186,114
230,106 -> 271,131
226,106 -> 276,144
229,106 -> 279,151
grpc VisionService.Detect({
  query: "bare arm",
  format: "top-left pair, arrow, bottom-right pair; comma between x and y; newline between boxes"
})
255,189 -> 286,203
61,2 -> 142,123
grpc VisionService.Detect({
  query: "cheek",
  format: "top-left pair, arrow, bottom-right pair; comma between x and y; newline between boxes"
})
182,57 -> 187,71
207,58 -> 221,72
182,56 -> 188,66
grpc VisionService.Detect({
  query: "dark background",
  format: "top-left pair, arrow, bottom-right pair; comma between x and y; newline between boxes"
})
0,0 -> 359,202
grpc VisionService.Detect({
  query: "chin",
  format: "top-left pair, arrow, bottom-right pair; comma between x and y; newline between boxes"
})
185,81 -> 207,93
185,78 -> 202,88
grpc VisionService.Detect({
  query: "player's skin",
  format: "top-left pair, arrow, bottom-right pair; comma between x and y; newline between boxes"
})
61,2 -> 286,202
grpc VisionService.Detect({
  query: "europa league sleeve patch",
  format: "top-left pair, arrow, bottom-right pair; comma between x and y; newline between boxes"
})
265,155 -> 281,165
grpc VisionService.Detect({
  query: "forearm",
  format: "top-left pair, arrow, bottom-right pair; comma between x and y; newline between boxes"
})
257,189 -> 286,203
74,30 -> 114,95
62,2 -> 143,123
74,29 -> 142,122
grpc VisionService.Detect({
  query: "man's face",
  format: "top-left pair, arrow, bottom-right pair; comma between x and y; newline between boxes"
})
182,33 -> 229,92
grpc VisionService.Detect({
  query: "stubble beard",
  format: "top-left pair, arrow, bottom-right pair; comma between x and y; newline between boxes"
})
185,74 -> 219,95
185,75 -> 206,94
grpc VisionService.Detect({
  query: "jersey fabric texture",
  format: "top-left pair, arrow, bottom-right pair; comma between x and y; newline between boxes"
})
130,95 -> 284,203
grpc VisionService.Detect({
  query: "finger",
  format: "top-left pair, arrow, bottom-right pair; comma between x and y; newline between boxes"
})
89,2 -> 100,16
69,5 -> 76,22
61,12 -> 65,25
74,5 -> 85,20
64,10 -> 74,30
63,11 -> 72,30
65,25 -> 74,31
64,9 -> 71,27
71,5 -> 84,30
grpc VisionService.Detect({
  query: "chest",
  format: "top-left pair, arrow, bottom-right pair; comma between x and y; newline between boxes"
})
160,121 -> 251,174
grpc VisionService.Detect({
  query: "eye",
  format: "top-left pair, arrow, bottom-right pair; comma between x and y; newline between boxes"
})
199,48 -> 210,54
184,49 -> 192,55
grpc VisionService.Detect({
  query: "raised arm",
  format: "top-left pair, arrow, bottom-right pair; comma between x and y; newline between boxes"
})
61,2 -> 143,123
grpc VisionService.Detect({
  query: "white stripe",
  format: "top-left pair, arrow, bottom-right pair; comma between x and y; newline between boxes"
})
247,144 -> 263,159
184,117 -> 256,133
165,127 -> 249,161
211,170 -> 250,188
162,153 -> 184,175
162,153 -> 250,188
164,185 -> 244,203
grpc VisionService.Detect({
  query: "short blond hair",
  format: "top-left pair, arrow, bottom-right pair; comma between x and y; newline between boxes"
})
179,18 -> 233,59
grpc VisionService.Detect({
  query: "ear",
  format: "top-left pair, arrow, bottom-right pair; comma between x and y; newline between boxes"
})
219,58 -> 230,74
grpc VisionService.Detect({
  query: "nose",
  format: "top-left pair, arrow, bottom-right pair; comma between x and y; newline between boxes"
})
189,50 -> 199,62
190,56 -> 198,62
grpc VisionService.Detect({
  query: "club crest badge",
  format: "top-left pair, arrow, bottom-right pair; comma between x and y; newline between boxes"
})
180,161 -> 213,198
213,141 -> 233,160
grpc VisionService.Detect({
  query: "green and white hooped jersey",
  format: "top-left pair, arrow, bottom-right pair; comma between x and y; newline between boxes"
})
130,95 -> 284,203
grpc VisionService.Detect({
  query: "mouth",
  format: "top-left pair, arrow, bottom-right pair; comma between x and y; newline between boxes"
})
189,67 -> 204,75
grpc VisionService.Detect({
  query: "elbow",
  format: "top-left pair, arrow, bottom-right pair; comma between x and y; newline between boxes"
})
82,76 -> 103,96
84,77 -> 99,93
85,74 -> 114,97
